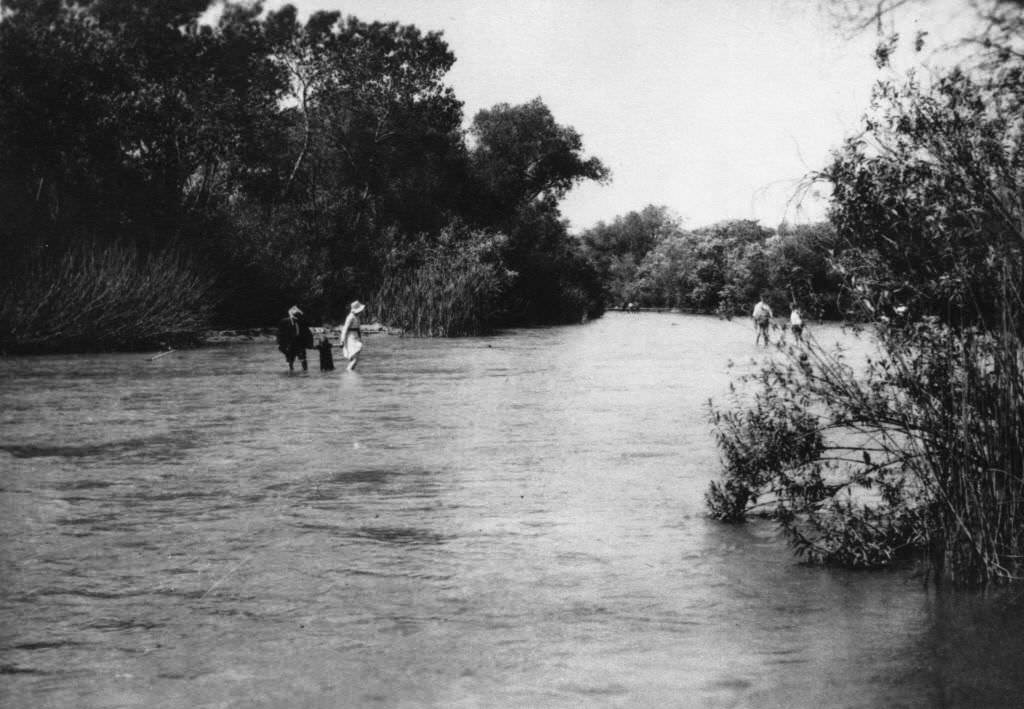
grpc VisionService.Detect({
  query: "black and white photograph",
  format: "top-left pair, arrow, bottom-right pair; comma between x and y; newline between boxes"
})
2,0 -> 1024,706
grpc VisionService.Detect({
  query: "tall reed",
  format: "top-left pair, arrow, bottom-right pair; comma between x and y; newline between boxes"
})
372,226 -> 509,337
0,242 -> 215,353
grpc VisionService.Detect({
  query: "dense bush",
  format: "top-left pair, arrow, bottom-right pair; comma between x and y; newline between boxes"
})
708,318 -> 1024,584
707,22 -> 1024,585
373,225 -> 510,336
0,243 -> 214,353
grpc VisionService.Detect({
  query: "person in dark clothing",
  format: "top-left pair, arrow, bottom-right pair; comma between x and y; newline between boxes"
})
316,335 -> 335,372
276,305 -> 313,371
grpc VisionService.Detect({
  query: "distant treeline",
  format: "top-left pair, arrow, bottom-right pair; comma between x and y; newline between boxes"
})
0,0 -> 608,351
580,208 -> 845,319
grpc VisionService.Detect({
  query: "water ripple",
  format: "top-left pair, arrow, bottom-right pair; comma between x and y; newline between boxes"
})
1,316 -> 1017,708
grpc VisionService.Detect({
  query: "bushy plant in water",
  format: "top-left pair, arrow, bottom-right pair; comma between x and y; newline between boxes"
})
709,35 -> 1024,584
0,242 -> 214,353
708,319 -> 1024,584
372,223 -> 510,336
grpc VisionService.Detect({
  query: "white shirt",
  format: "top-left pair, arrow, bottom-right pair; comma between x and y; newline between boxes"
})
753,302 -> 772,320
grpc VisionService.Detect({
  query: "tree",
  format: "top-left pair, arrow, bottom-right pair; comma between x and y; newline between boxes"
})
826,67 -> 1024,328
592,215 -> 806,314
219,7 -> 470,321
768,222 -> 844,319
0,2 -> 613,343
685,220 -> 774,314
469,98 -> 609,226
0,9 -> 133,256
264,8 -> 466,228
467,99 -> 609,325
581,205 -> 684,306
632,231 -> 696,308
707,5 -> 1024,585
263,6 -> 340,201
0,0 -> 286,254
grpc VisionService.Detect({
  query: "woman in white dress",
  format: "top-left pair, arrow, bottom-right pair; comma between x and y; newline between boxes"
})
339,300 -> 366,371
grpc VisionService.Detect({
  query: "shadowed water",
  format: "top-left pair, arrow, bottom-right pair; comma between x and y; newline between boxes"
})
2,312 -> 1023,708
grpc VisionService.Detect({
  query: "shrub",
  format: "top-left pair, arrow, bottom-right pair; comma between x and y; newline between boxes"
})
372,224 -> 510,336
708,319 -> 1024,585
708,29 -> 1024,587
0,242 -> 215,353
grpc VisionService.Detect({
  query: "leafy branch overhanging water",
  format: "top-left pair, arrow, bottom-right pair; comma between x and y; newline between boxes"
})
707,15 -> 1024,586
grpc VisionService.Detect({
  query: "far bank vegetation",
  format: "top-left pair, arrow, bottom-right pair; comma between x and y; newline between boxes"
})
580,208 -> 844,320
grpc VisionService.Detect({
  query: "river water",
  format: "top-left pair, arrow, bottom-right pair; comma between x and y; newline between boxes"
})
2,312 -> 1023,708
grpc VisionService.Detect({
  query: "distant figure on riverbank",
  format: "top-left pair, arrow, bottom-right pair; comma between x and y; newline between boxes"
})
316,335 -> 335,372
339,300 -> 366,371
276,305 -> 313,372
752,295 -> 773,347
789,305 -> 804,342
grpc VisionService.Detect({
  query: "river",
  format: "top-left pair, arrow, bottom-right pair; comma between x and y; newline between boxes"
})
2,312 -> 1023,708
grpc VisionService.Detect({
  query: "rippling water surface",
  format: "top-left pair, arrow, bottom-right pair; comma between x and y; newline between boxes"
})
3,312 -> 1024,708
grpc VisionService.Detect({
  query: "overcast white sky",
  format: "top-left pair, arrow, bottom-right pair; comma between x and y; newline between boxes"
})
267,0 -> 968,232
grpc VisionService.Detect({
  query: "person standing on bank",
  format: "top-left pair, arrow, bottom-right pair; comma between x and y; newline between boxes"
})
752,295 -> 774,347
277,305 -> 313,372
339,300 -> 366,371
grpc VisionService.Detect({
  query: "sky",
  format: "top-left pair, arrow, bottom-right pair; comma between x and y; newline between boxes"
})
257,0 -> 969,232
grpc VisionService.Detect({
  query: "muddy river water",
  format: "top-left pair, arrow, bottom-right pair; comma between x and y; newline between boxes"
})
2,312 -> 1023,708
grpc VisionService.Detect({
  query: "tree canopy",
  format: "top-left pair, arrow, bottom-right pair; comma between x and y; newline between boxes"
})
707,0 -> 1024,586
0,1 -> 610,349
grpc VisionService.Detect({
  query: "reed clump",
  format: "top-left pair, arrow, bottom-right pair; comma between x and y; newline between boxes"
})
372,225 -> 510,337
0,242 -> 215,353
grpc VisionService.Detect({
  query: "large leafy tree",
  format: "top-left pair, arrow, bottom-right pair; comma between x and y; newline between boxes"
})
768,222 -> 843,319
683,220 -> 774,313
0,0 -> 282,255
224,6 -> 470,319
826,67 -> 1023,327
468,98 -> 609,226
581,205 -> 684,306
466,99 -> 609,324
0,8 -> 131,257
262,7 -> 466,227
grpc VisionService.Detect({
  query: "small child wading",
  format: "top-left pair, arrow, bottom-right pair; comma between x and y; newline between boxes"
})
339,300 -> 366,371
316,336 -> 335,371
